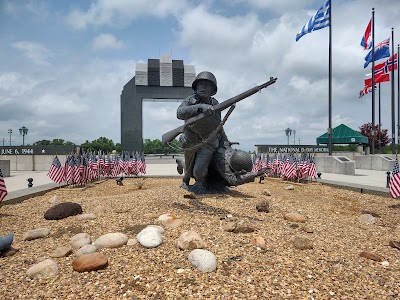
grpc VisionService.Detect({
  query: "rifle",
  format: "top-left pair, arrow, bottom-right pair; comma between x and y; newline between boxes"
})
162,76 -> 277,145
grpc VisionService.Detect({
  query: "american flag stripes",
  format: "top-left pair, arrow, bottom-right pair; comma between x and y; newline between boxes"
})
0,168 -> 8,203
47,156 -> 65,184
389,159 -> 400,198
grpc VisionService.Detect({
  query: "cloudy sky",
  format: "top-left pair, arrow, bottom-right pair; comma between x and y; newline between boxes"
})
1,0 -> 399,151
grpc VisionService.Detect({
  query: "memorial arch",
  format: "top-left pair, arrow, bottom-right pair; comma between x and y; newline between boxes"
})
120,56 -> 196,152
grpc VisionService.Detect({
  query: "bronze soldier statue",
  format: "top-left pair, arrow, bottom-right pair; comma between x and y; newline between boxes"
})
177,71 -> 229,191
163,71 -> 277,193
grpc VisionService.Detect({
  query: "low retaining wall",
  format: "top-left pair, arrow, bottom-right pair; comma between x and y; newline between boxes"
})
0,155 -> 67,171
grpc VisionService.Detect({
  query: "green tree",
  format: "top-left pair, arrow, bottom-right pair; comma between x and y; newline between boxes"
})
51,139 -> 65,145
33,140 -> 51,145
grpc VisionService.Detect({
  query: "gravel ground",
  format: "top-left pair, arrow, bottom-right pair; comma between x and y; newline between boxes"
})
0,177 -> 400,300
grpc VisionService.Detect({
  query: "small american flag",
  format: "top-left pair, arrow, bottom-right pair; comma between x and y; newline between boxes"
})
389,160 -> 400,198
0,168 -> 8,203
47,156 -> 65,184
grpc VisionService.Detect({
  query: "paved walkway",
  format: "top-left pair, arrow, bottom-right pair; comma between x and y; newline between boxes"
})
1,160 -> 393,205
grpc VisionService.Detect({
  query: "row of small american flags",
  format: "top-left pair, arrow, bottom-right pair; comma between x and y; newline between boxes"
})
251,153 -> 317,182
47,152 -> 146,185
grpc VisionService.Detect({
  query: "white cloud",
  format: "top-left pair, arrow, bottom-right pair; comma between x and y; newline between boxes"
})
65,0 -> 189,29
12,41 -> 52,66
91,33 -> 124,50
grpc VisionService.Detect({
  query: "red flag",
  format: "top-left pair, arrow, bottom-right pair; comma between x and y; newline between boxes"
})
360,18 -> 372,50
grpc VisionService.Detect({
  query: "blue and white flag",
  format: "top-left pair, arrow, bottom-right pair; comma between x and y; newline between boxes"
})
296,0 -> 330,42
364,38 -> 391,68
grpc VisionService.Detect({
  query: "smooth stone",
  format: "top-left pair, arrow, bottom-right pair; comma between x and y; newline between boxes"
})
26,259 -> 58,279
70,233 -> 92,250
284,212 -> 307,223
44,202 -> 83,220
137,227 -> 163,248
50,245 -> 72,258
250,236 -> 266,248
163,218 -> 184,228
146,225 -> 165,234
23,228 -> 50,241
0,246 -> 19,257
291,236 -> 313,250
177,231 -> 205,250
285,185 -> 295,190
359,250 -> 384,262
158,213 -> 178,222
76,244 -> 98,256
72,253 -> 108,272
359,214 -> 376,224
188,249 -> 217,273
127,238 -> 138,246
94,232 -> 128,249
76,213 -> 97,221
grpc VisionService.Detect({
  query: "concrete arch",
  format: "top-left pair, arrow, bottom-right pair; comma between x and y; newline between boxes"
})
120,56 -> 196,152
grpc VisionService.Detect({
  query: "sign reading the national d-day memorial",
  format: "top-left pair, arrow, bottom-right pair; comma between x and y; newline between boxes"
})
0,145 -> 75,155
256,145 -> 329,153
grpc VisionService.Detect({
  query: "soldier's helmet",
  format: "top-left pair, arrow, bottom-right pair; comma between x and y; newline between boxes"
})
230,150 -> 253,172
192,71 -> 218,96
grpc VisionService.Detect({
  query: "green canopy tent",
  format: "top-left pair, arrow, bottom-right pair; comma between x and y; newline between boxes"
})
316,124 -> 369,145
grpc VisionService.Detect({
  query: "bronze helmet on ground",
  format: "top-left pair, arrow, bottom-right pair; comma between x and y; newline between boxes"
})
192,71 -> 218,96
230,150 -> 253,172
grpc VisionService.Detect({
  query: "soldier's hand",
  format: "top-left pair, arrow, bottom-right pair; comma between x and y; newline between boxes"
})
198,104 -> 215,116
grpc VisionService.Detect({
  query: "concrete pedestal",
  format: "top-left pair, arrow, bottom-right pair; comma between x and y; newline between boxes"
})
315,156 -> 355,175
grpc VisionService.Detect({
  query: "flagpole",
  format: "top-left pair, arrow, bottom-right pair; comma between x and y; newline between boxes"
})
328,0 -> 332,155
379,83 -> 381,151
398,43 -> 400,151
371,8 -> 376,155
391,28 -> 396,154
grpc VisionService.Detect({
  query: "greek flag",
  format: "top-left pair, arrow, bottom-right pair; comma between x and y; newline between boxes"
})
296,0 -> 330,42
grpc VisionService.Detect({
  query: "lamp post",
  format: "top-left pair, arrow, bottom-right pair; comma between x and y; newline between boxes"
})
7,129 -> 12,146
19,126 -> 28,146
285,128 -> 292,146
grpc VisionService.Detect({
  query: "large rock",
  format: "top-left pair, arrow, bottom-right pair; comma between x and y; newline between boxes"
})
177,231 -> 205,250
26,259 -> 58,279
72,253 -> 108,272
44,202 -> 83,220
94,232 -> 128,249
188,249 -> 217,273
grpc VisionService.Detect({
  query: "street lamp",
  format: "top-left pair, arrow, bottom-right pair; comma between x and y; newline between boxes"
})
293,130 -> 296,145
19,126 -> 28,146
285,128 -> 292,146
7,129 -> 12,146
